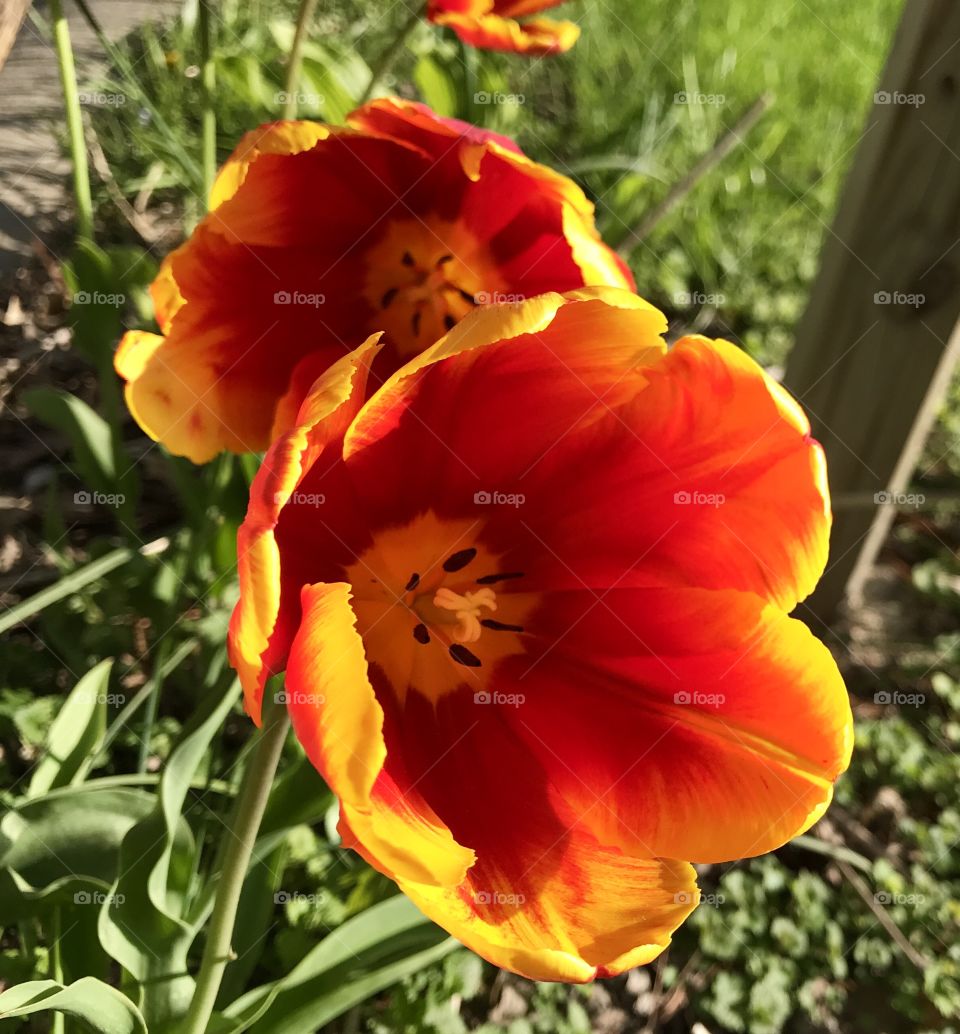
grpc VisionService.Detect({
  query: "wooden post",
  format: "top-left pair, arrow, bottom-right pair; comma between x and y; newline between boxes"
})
784,0 -> 960,620
0,0 -> 31,73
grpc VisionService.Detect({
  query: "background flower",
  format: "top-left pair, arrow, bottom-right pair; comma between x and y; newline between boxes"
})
115,99 -> 629,463
427,0 -> 580,54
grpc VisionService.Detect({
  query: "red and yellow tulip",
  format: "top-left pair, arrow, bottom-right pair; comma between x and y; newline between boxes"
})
115,99 -> 629,463
426,0 -> 580,55
228,288 -> 853,981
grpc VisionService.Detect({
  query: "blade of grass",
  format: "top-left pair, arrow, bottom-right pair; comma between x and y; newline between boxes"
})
99,637 -> 196,757
358,4 -> 422,104
49,0 -> 94,241
0,542 -> 165,636
198,0 -> 217,201
282,0 -> 319,118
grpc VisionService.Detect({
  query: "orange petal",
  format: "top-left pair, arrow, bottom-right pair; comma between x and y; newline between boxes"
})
285,582 -> 475,887
367,682 -> 697,981
228,337 -> 379,721
209,120 -> 330,211
506,585 -> 853,862
399,839 -> 696,982
431,10 -> 580,54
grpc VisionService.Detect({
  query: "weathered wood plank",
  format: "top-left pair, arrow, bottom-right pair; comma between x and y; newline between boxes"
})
784,0 -> 960,619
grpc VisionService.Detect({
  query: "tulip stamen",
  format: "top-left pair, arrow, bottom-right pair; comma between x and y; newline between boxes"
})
432,586 -> 497,643
443,547 -> 477,572
413,622 -> 430,644
476,571 -> 525,585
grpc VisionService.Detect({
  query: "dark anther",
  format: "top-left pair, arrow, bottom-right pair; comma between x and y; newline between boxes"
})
402,251 -> 415,266
413,623 -> 430,644
457,288 -> 477,306
443,314 -> 456,331
412,311 -> 422,336
405,572 -> 420,591
449,643 -> 481,667
437,253 -> 453,265
443,547 -> 477,572
476,571 -> 525,585
381,287 -> 398,309
481,619 -> 524,633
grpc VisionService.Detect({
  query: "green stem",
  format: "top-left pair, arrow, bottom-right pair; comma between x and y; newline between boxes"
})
358,4 -> 422,105
49,0 -> 94,241
50,908 -> 65,1034
283,0 -> 320,118
198,0 -> 217,202
181,697 -> 290,1034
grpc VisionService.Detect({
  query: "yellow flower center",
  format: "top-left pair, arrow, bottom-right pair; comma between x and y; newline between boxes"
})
362,218 -> 504,357
345,513 -> 535,703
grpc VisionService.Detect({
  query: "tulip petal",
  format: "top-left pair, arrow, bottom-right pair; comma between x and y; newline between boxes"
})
208,119 -> 330,211
499,585 -> 853,862
285,582 -> 476,888
228,337 -> 379,721
399,842 -> 696,982
431,10 -> 580,54
372,686 -> 697,981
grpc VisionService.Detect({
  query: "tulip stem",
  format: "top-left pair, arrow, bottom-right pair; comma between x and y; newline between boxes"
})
358,4 -> 422,105
49,0 -> 94,241
283,0 -> 319,118
198,0 -> 217,203
181,696 -> 290,1034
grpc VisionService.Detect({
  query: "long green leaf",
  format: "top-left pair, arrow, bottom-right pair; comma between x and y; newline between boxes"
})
28,659 -> 112,797
220,896 -> 455,1034
98,680 -> 242,1030
0,978 -> 146,1033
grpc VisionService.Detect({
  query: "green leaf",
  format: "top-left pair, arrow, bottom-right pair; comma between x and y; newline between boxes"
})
414,56 -> 458,118
220,895 -> 456,1034
0,978 -> 146,1033
98,680 -> 242,1030
28,659 -> 112,797
24,388 -> 118,495
0,787 -> 156,921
